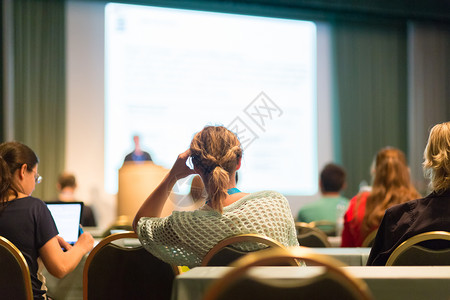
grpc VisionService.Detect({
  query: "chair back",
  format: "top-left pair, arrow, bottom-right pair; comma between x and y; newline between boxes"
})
203,246 -> 373,300
309,220 -> 337,236
296,222 -> 331,247
361,230 -> 377,247
386,231 -> 450,266
201,233 -> 297,266
101,215 -> 134,237
0,236 -> 33,300
83,231 -> 180,300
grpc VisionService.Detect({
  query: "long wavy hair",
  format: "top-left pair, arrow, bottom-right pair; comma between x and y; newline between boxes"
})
190,126 -> 242,213
361,147 -> 420,236
0,142 -> 39,210
423,122 -> 450,193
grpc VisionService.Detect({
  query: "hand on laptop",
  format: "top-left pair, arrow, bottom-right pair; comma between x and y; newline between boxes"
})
57,235 -> 73,251
75,232 -> 95,253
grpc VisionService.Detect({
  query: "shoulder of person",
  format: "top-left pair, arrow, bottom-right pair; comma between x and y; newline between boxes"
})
29,196 -> 48,205
350,191 -> 369,202
172,207 -> 219,218
298,200 -> 319,212
246,190 -> 286,200
20,197 -> 53,213
385,197 -> 419,219
339,195 -> 350,202
244,191 -> 291,207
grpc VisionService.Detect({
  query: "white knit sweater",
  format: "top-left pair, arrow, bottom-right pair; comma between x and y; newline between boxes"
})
136,190 -> 299,268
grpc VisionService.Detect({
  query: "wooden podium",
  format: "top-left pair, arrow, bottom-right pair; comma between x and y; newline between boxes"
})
117,162 -> 175,225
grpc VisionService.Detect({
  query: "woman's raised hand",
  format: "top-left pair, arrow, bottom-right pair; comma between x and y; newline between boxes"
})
56,235 -> 72,251
169,149 -> 196,181
134,149 -> 198,225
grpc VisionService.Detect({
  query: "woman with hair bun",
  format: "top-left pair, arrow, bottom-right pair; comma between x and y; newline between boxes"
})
0,141 -> 94,300
133,125 -> 298,268
367,122 -> 450,265
341,147 -> 420,247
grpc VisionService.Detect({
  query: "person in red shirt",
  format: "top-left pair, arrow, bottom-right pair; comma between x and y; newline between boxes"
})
341,147 -> 420,247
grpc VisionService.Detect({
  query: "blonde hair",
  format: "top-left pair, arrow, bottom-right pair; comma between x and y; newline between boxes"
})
190,126 -> 242,213
361,147 -> 420,235
423,122 -> 450,193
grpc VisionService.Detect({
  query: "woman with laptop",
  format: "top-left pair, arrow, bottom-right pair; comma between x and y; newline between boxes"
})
0,141 -> 94,300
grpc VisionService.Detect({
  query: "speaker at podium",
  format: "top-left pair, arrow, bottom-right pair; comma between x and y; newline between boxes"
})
114,162 -> 175,231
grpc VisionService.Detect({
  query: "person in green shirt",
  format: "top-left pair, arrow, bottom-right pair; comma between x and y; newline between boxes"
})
297,163 -> 349,235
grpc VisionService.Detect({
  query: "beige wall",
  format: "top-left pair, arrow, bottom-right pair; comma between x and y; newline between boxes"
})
66,1 -> 116,230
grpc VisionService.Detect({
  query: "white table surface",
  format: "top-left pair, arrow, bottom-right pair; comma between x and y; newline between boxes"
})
311,247 -> 371,266
327,236 -> 342,247
172,266 -> 450,300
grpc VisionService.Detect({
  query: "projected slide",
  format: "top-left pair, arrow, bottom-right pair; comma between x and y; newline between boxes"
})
105,3 -> 317,196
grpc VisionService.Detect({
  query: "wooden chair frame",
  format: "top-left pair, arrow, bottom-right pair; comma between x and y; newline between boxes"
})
309,220 -> 336,228
361,230 -> 378,247
0,236 -> 33,300
386,231 -> 450,266
309,220 -> 337,236
83,231 -> 181,299
203,246 -> 373,300
295,222 -> 332,247
201,233 -> 294,266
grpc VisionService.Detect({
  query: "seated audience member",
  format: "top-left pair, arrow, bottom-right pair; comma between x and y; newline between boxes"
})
172,175 -> 206,212
54,172 -> 97,227
0,142 -> 94,300
341,147 -> 420,247
124,135 -> 152,163
133,125 -> 299,268
178,175 -> 207,211
367,122 -> 450,265
189,175 -> 205,201
297,163 -> 349,225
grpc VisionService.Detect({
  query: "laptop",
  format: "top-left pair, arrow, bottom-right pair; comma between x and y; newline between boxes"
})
46,202 -> 84,245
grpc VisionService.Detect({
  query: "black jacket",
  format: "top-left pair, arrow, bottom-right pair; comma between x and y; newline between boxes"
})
367,189 -> 450,266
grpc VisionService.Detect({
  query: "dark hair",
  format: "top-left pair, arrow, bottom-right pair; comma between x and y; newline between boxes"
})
58,173 -> 77,189
0,142 -> 39,208
320,163 -> 346,193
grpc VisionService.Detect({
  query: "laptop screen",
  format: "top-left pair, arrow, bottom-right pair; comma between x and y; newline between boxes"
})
46,202 -> 83,245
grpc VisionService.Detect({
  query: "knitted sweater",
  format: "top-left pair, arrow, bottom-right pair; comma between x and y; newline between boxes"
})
136,190 -> 299,268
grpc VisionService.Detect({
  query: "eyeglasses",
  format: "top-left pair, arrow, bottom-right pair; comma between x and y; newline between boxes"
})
35,173 -> 42,184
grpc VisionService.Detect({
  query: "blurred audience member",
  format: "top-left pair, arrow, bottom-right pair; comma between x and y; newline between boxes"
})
188,175 -> 207,209
368,122 -> 450,265
341,147 -> 420,247
55,172 -> 97,227
297,163 -> 349,230
124,135 -> 152,163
